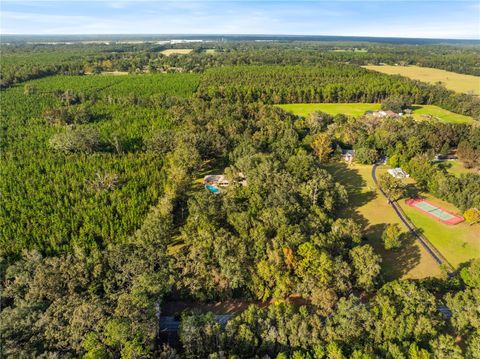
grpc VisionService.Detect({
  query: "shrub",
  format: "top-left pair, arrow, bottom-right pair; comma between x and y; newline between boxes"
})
49,127 -> 101,154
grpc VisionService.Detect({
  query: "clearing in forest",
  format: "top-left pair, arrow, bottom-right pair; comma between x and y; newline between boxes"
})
277,103 -> 474,124
331,48 -> 368,53
436,160 -> 480,177
278,103 -> 380,117
410,105 -> 473,124
324,162 -> 441,280
363,65 -> 480,95
160,49 -> 194,56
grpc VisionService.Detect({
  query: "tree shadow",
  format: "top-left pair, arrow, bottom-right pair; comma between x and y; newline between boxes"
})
325,162 -> 377,231
436,161 -> 453,171
368,227 -> 422,281
326,161 -> 366,191
405,183 -> 421,198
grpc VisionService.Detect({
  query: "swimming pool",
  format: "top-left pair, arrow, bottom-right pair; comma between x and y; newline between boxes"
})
206,184 -> 220,194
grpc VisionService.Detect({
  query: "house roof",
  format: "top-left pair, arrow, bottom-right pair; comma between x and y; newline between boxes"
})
341,149 -> 355,155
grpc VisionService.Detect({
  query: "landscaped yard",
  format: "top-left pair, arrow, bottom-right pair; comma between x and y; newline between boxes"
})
363,65 -> 480,95
411,105 -> 474,124
277,103 -> 474,124
160,49 -> 194,56
398,193 -> 480,268
325,162 -> 441,280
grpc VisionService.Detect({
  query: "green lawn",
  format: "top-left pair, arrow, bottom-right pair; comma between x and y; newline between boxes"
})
411,105 -> 474,124
363,65 -> 480,96
325,162 -> 441,280
277,103 -> 474,124
436,160 -> 480,177
398,194 -> 480,268
278,103 -> 381,117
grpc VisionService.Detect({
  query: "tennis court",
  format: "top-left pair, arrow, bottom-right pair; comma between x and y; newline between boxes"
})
405,198 -> 464,225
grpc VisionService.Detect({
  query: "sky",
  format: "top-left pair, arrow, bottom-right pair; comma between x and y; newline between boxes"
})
1,1 -> 479,39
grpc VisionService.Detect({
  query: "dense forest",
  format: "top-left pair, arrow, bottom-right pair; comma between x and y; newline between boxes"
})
2,40 -> 480,88
197,65 -> 480,118
1,40 -> 480,358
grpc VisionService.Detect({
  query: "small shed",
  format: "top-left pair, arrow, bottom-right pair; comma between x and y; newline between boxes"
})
387,167 -> 409,179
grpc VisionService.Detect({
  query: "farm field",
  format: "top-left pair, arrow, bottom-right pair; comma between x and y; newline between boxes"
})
398,193 -> 480,268
277,103 -> 474,124
324,162 -> 441,280
160,48 -> 194,56
363,65 -> 480,95
331,48 -> 368,52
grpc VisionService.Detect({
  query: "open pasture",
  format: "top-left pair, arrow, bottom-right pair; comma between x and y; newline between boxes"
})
277,103 -> 474,124
278,103 -> 380,117
160,49 -> 194,56
363,65 -> 480,95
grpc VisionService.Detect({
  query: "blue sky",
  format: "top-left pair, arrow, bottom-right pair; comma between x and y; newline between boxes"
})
1,1 -> 479,39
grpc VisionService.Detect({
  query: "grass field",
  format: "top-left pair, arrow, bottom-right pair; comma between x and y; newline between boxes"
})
325,162 -> 441,280
277,103 -> 474,124
100,71 -> 129,76
410,105 -> 474,124
363,65 -> 480,96
399,193 -> 480,268
278,103 -> 381,117
205,49 -> 216,54
160,49 -> 193,56
331,48 -> 368,53
436,160 -> 480,177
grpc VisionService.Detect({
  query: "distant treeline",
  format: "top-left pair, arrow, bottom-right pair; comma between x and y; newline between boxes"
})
198,65 -> 480,120
2,41 -> 480,89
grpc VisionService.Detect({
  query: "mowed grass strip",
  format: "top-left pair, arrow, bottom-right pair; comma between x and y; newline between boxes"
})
363,65 -> 480,96
325,162 -> 441,280
398,193 -> 480,268
277,103 -> 474,124
278,103 -> 380,117
160,49 -> 194,56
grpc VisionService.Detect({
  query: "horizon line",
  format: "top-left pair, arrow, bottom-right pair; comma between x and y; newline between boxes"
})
1,33 -> 479,41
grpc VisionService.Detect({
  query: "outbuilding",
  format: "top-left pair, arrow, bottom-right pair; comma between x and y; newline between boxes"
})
387,167 -> 409,179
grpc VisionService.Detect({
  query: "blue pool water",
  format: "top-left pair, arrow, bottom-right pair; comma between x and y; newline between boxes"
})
206,184 -> 220,193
